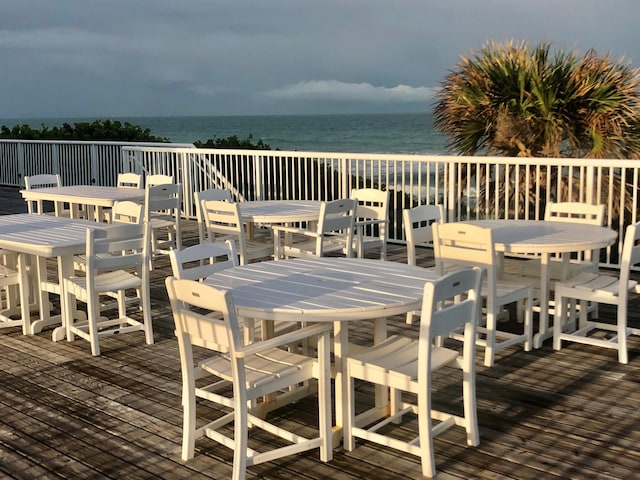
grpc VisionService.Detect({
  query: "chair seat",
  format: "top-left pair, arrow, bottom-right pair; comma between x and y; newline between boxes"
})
202,347 -> 315,390
556,271 -> 637,296
66,270 -> 142,295
518,257 -> 596,280
347,335 -> 459,386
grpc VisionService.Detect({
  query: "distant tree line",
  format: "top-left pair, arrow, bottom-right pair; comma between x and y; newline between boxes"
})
0,119 -> 272,149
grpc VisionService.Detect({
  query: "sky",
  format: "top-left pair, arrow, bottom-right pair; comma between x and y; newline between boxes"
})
1,0 -> 640,119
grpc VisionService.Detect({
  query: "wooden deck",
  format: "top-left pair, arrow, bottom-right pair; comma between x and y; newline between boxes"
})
1,191 -> 640,479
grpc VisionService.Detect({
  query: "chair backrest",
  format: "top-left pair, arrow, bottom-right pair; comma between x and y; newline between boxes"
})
545,202 -> 606,264
432,222 -> 497,293
544,202 -> 605,224
144,183 -> 182,220
403,204 -> 444,265
85,222 -> 149,284
316,198 -> 357,256
419,267 -> 482,369
195,189 -> 233,242
146,174 -> 174,187
618,222 -> 640,303
111,200 -> 144,224
24,174 -> 61,190
350,188 -> 389,224
165,276 -> 238,354
169,241 -> 238,281
117,173 -> 143,189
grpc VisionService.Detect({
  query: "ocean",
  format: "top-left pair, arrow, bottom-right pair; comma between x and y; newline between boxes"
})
0,112 -> 449,155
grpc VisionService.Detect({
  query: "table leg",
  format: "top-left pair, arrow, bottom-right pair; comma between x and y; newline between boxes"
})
533,253 -> 551,348
53,254 -> 74,342
332,320 -> 348,446
17,253 -> 32,335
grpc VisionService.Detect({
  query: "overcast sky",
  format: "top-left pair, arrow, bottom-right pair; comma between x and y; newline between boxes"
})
1,0 -> 639,118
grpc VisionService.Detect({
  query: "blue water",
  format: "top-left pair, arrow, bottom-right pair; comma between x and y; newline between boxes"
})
0,113 -> 449,155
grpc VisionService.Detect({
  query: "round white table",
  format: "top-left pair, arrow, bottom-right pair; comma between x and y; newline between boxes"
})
463,219 -> 618,347
238,200 -> 321,224
205,256 -> 440,445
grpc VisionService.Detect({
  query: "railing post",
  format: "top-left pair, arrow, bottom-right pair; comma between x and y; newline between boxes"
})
254,153 -> 264,200
17,142 -> 25,187
585,164 -> 595,205
90,143 -> 99,185
340,157 -> 349,199
446,162 -> 457,222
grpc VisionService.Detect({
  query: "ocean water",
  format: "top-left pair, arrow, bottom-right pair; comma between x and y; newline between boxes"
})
0,112 -> 450,155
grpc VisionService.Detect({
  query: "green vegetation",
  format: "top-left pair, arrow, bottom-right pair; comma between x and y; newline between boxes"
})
194,134 -> 271,150
434,40 -> 640,159
432,40 -> 640,219
0,119 -> 169,142
0,119 -> 272,150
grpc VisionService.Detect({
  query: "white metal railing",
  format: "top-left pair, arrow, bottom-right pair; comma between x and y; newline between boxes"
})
2,139 -> 636,269
0,139 -> 194,188
124,145 -> 640,268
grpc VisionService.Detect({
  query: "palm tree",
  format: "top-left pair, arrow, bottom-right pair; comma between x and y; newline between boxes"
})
433,40 -> 640,218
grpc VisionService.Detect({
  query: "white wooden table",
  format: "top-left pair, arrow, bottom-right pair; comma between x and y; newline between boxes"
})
0,213 -> 112,336
463,219 -> 618,347
20,185 -> 145,221
205,256 -> 440,445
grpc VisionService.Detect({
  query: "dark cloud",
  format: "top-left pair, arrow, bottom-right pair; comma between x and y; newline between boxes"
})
0,0 -> 638,117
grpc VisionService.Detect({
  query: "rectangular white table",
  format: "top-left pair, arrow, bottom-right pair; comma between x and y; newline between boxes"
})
20,185 -> 145,222
0,214 -> 113,336
205,257 -> 440,446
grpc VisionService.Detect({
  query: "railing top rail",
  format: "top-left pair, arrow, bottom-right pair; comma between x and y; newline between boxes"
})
122,146 -> 640,167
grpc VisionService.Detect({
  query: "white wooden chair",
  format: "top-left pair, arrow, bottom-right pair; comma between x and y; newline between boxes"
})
350,188 -> 389,259
165,277 -> 333,480
403,204 -> 443,324
169,240 -> 238,281
102,174 -> 143,222
75,200 -> 145,271
272,198 -> 357,259
199,200 -> 273,265
24,173 -> 69,217
344,268 -> 482,479
520,202 -> 606,280
553,221 -> 640,364
433,222 -> 534,367
63,222 -> 153,356
194,188 -> 233,243
144,182 -> 182,258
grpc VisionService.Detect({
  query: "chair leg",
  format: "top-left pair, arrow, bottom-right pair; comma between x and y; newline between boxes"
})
617,303 -> 628,365
87,295 -> 101,357
483,311 -> 497,368
417,389 -> 436,478
344,372 -> 356,452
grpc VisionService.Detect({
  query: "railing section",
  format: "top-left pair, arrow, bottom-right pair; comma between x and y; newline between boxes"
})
0,140 -> 194,187
124,146 -> 640,268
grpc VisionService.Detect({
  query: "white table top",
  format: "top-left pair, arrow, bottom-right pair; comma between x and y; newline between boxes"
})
205,257 -> 440,322
20,185 -> 145,207
238,200 -> 321,223
463,219 -> 617,254
0,213 -> 111,256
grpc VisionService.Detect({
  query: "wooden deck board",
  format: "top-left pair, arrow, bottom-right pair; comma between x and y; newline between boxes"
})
1,190 -> 640,478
